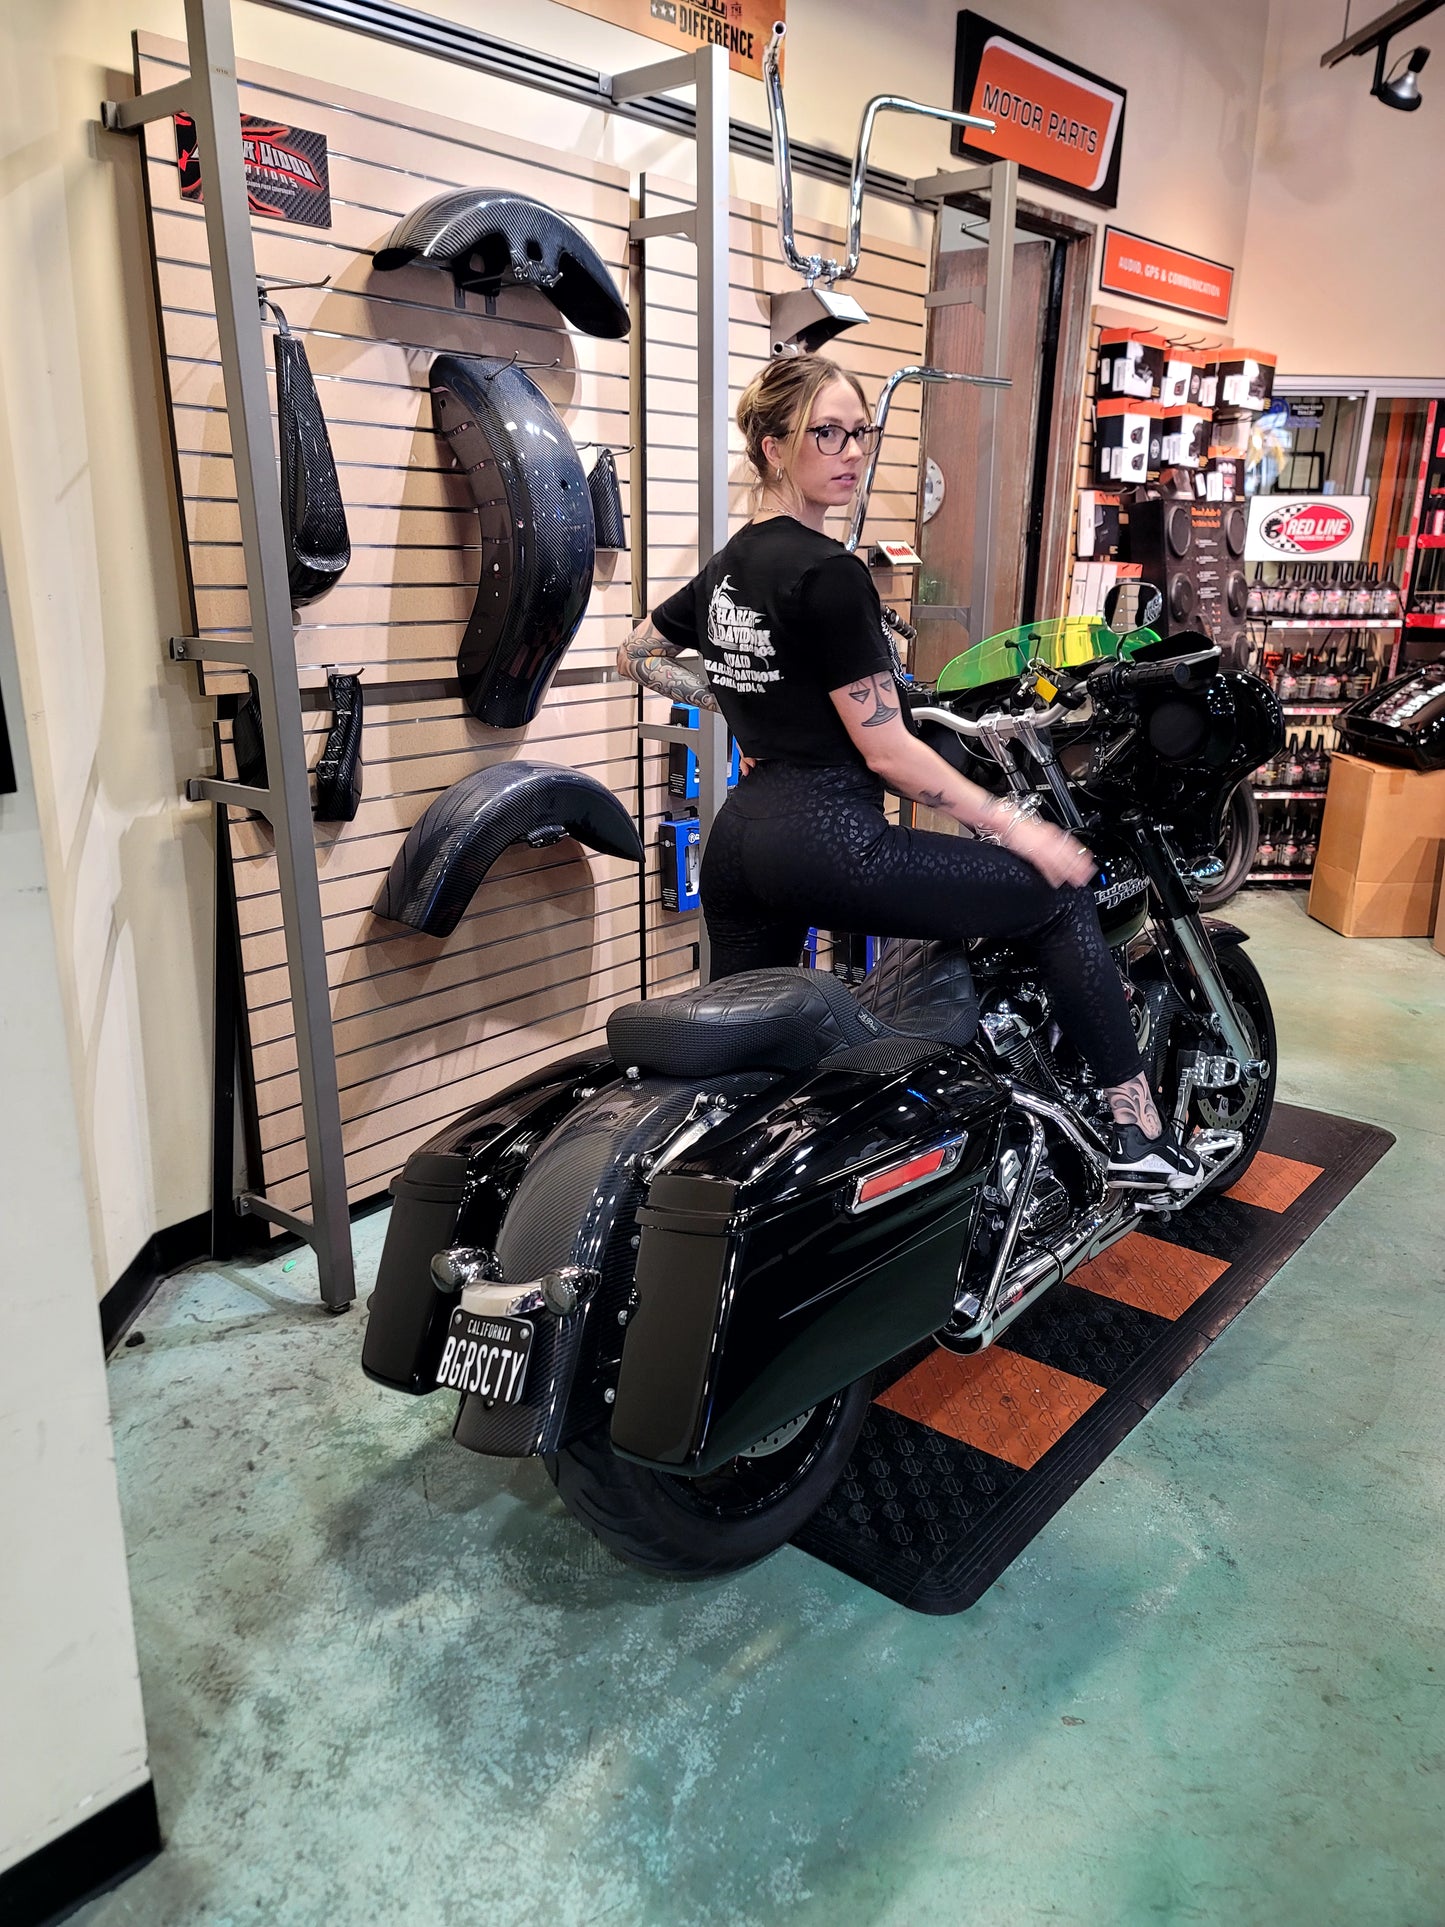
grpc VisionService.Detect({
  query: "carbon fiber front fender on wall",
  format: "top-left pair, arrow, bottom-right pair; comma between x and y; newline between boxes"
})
372,189 -> 630,340
430,354 -> 595,727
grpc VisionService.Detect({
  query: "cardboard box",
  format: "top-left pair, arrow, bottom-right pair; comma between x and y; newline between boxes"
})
1097,329 -> 1166,400
1435,881 -> 1445,958
1095,399 -> 1160,484
1160,405 -> 1211,470
1077,489 -> 1123,560
1308,753 -> 1445,938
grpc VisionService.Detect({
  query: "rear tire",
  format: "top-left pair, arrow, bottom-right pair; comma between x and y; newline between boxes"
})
1199,783 -> 1259,910
546,1379 -> 872,1578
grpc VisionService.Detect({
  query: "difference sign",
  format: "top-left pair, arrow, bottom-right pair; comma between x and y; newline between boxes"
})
554,0 -> 781,81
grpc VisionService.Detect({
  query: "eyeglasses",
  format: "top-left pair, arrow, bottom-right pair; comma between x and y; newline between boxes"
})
805,421 -> 883,456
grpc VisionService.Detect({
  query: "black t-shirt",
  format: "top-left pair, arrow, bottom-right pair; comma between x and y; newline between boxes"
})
651,517 -> 898,768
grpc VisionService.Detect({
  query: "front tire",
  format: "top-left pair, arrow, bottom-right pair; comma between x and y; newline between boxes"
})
546,1379 -> 872,1577
1199,783 -> 1259,910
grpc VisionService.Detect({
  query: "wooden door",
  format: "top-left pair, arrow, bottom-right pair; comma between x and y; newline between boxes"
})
914,239 -> 1051,684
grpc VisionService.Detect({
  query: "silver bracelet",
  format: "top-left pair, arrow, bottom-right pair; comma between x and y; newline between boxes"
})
980,799 -> 1028,846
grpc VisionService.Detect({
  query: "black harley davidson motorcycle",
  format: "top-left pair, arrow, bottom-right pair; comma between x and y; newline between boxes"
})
362,610 -> 1283,1577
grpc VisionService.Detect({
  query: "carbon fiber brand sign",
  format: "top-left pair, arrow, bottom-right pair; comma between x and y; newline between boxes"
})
174,114 -> 332,229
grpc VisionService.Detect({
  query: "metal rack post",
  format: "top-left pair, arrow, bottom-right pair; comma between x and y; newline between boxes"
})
101,0 -> 356,1310
912,157 -> 1019,641
615,45 -> 731,982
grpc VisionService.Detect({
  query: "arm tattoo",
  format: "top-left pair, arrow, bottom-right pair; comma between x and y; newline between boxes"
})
618,617 -> 718,710
845,672 -> 900,728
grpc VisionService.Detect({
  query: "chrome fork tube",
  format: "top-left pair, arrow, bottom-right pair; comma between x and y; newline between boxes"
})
1169,917 -> 1255,1064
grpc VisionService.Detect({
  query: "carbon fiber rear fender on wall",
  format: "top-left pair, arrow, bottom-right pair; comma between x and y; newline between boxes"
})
431,354 -> 595,727
373,761 -> 644,938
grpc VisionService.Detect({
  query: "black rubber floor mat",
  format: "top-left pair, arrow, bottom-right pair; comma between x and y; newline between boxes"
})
793,1103 -> 1393,1614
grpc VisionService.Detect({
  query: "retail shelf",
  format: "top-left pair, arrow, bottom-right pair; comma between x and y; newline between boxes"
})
1249,617 -> 1403,630
1405,612 -> 1445,628
1252,788 -> 1326,800
1246,871 -> 1315,883
1398,534 -> 1445,548
1280,701 -> 1347,714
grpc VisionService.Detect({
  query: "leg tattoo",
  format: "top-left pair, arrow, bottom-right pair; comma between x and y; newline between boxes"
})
1104,1071 -> 1163,1137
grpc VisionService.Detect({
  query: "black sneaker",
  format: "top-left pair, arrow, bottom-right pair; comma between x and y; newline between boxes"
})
1108,1121 -> 1205,1194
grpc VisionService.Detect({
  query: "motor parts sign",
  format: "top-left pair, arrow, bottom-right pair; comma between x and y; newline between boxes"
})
1245,495 -> 1370,564
174,114 -> 332,229
951,11 -> 1126,207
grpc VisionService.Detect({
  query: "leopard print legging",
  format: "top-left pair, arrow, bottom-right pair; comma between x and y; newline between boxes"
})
700,760 -> 1144,1087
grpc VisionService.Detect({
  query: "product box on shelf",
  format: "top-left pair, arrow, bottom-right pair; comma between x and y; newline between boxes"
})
1308,753 -> 1445,937
1160,405 -> 1211,470
1204,348 -> 1277,414
668,703 -> 740,798
1159,348 -> 1206,409
1096,330 -> 1166,400
1095,400 -> 1161,484
1077,489 -> 1123,560
658,816 -> 702,913
1191,456 -> 1246,502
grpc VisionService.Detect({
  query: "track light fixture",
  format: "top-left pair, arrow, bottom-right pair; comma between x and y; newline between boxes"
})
1373,40 -> 1430,106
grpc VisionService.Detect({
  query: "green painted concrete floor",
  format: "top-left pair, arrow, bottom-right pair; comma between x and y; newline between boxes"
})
83,892 -> 1444,1927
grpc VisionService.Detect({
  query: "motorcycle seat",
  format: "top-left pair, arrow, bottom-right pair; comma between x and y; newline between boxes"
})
606,943 -> 977,1080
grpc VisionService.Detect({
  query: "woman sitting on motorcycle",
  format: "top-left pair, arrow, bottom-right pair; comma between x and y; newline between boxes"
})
618,354 -> 1200,1196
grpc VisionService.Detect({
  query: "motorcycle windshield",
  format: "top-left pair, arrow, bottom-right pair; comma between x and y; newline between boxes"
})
935,617 -> 1158,694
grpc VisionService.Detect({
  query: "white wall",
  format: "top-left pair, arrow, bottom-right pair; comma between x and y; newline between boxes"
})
0,555 -> 151,1874
1234,0 -> 1445,377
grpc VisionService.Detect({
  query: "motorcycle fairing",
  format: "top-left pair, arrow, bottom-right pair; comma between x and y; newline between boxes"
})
431,354 -> 595,727
372,190 -> 630,339
374,761 -> 643,938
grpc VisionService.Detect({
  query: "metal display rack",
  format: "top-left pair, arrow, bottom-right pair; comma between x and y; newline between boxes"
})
102,0 -> 356,1309
1243,612 -> 1404,888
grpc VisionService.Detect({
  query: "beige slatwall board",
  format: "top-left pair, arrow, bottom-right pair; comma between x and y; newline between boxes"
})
137,34 -> 648,1216
639,180 -> 929,987
136,34 -> 933,1214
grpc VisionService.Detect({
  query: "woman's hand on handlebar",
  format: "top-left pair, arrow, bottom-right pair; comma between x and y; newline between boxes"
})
996,812 -> 1096,888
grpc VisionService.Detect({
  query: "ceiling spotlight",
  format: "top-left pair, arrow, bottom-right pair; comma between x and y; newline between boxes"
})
1373,41 -> 1430,109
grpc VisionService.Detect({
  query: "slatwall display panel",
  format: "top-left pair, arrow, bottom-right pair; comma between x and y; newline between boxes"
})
225,687 -> 644,1213
135,34 -> 634,697
134,35 -> 644,1214
639,184 -> 930,990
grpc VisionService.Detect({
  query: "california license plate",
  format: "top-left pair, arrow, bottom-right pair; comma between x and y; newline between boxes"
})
435,1308 -> 533,1403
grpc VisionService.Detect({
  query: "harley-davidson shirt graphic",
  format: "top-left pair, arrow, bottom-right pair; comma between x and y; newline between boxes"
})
652,516 -> 896,767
